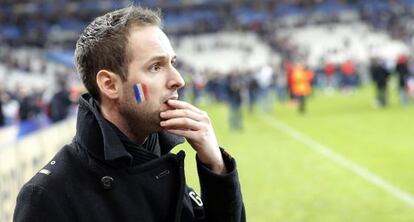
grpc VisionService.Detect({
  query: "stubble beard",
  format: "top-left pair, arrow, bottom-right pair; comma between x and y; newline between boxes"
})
119,98 -> 163,137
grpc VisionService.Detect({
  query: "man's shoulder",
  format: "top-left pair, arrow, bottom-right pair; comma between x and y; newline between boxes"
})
23,144 -> 82,191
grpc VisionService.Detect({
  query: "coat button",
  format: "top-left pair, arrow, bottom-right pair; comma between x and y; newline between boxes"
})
101,176 -> 114,190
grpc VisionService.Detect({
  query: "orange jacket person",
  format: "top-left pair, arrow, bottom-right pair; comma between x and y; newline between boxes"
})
291,64 -> 314,113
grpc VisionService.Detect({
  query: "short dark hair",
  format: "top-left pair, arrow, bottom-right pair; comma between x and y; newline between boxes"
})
74,6 -> 162,100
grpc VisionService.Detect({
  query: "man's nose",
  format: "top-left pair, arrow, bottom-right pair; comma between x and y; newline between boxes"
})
167,67 -> 185,90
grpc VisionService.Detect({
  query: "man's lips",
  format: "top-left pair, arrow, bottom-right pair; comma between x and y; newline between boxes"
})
164,95 -> 179,104
162,95 -> 179,111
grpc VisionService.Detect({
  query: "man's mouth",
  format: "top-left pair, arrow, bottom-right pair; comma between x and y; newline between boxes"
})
164,95 -> 178,104
163,95 -> 179,108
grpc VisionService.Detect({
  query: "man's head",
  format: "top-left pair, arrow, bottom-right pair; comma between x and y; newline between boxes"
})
75,6 -> 185,139
75,6 -> 162,100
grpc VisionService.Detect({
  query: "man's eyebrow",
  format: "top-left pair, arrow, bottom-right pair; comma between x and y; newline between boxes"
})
146,54 -> 176,63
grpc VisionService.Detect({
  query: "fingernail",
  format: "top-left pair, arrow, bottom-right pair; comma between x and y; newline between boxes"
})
160,121 -> 165,126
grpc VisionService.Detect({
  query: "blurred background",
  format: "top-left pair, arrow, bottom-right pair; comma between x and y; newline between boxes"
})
1,0 -> 414,221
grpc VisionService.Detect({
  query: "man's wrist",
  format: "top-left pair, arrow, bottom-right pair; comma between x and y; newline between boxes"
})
209,159 -> 227,175
198,154 -> 227,175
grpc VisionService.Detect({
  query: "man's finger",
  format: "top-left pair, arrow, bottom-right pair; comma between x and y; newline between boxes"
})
160,117 -> 202,130
160,109 -> 203,121
165,129 -> 196,140
167,100 -> 204,114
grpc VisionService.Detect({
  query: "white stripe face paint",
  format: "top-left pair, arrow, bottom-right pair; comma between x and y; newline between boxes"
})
260,115 -> 414,207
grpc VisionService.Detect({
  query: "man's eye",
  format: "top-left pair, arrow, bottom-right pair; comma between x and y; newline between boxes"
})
149,63 -> 161,72
171,60 -> 177,67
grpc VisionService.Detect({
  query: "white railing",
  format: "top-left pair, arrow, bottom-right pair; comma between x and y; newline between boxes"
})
0,117 -> 76,222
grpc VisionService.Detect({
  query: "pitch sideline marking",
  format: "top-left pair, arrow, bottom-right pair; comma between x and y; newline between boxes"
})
260,115 -> 414,207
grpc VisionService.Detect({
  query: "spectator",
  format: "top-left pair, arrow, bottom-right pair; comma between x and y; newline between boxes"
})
255,65 -> 273,112
291,63 -> 314,114
17,87 -> 38,122
247,72 -> 259,112
49,81 -> 72,123
370,58 -> 390,108
340,59 -> 357,93
226,70 -> 244,131
323,61 -> 337,91
395,55 -> 411,105
16,87 -> 44,138
192,71 -> 206,105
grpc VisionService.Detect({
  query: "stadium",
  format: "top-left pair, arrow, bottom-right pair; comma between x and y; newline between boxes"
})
1,0 -> 414,221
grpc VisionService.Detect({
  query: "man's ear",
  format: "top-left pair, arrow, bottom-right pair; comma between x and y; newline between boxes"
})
96,70 -> 121,100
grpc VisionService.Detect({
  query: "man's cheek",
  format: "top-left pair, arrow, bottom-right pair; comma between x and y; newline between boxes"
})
133,83 -> 149,104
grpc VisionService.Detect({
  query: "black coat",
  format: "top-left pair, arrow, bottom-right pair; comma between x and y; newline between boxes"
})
395,62 -> 410,88
49,90 -> 72,123
370,63 -> 390,89
14,94 -> 245,222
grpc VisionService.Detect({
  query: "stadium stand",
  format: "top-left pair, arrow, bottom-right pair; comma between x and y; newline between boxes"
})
274,22 -> 409,67
174,31 -> 276,73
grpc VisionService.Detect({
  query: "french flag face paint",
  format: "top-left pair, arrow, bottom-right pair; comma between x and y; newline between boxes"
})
133,83 -> 148,103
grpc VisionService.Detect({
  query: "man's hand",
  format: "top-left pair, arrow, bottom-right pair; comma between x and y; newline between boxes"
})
160,100 -> 226,175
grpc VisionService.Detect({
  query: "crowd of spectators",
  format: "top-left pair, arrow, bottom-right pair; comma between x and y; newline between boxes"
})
3,0 -> 414,48
0,74 -> 79,137
2,0 -> 414,135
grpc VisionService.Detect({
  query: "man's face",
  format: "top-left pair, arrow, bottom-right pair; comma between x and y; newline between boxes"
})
118,25 -> 185,133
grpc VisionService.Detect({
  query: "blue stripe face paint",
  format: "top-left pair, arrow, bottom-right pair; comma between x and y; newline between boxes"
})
133,83 -> 148,103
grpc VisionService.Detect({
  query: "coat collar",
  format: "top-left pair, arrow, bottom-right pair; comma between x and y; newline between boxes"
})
74,93 -> 184,167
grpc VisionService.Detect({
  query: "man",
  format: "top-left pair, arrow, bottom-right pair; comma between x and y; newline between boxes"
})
395,55 -> 411,105
49,79 -> 72,123
290,63 -> 314,114
370,57 -> 390,108
226,70 -> 243,130
14,6 -> 245,222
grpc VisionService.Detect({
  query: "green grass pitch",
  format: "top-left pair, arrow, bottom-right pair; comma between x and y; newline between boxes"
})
176,83 -> 414,222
